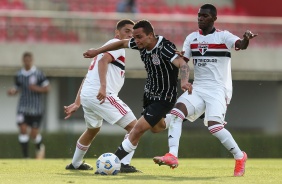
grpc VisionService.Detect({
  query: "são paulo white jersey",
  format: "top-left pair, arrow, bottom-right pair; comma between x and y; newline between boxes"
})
81,38 -> 126,97
183,29 -> 240,104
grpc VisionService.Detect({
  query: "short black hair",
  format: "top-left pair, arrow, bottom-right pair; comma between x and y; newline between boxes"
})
23,52 -> 32,58
116,19 -> 135,30
200,4 -> 217,16
133,19 -> 154,35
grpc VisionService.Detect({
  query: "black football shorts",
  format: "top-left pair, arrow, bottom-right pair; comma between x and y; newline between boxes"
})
142,99 -> 174,127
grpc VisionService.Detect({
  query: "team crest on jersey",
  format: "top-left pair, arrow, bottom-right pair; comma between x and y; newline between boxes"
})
198,42 -> 208,55
151,54 -> 160,65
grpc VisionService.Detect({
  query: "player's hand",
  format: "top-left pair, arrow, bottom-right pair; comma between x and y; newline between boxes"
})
97,86 -> 107,104
243,30 -> 258,40
181,82 -> 192,94
7,88 -> 17,96
64,103 -> 80,119
175,50 -> 189,62
175,50 -> 185,57
83,49 -> 99,58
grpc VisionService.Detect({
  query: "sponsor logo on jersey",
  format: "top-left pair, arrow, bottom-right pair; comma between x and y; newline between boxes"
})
192,38 -> 198,42
151,53 -> 160,65
193,58 -> 217,66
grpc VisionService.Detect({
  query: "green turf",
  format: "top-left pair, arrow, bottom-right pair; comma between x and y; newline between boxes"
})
0,158 -> 281,184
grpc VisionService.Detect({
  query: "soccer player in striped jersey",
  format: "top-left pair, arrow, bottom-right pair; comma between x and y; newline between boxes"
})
7,52 -> 50,159
65,19 -> 141,173
153,4 -> 258,177
83,20 -> 192,165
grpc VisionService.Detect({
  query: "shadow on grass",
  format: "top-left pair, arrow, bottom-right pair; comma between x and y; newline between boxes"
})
59,171 -> 218,181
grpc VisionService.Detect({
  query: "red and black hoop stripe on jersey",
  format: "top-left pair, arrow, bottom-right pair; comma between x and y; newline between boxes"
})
191,43 -> 231,57
191,43 -> 228,49
111,61 -> 125,70
106,53 -> 125,70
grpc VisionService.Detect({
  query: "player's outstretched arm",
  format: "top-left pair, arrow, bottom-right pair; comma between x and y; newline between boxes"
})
83,39 -> 130,58
172,56 -> 192,94
235,30 -> 258,50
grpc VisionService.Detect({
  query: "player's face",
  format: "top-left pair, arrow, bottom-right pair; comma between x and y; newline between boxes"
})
117,24 -> 134,39
23,56 -> 33,70
132,28 -> 153,49
198,8 -> 215,30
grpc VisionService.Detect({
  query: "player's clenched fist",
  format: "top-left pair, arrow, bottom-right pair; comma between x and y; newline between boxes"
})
83,49 -> 99,58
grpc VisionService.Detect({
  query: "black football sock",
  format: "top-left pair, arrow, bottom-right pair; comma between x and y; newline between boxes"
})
35,141 -> 42,151
115,144 -> 129,160
20,142 -> 29,158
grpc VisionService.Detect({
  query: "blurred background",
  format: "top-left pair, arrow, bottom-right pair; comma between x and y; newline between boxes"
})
0,0 -> 282,159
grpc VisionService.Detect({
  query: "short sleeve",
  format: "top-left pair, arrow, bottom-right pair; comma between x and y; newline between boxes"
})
102,39 -> 125,61
38,71 -> 49,87
223,30 -> 240,50
128,37 -> 139,50
161,41 -> 178,62
182,34 -> 193,60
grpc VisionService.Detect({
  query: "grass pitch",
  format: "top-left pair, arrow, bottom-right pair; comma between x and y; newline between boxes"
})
0,158 -> 281,184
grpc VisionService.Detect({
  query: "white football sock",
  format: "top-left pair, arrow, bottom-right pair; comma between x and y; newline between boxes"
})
121,134 -> 135,165
121,138 -> 137,153
34,134 -> 42,144
18,134 -> 29,143
168,108 -> 185,157
72,141 -> 90,168
164,114 -> 172,130
121,151 -> 134,165
208,124 -> 244,159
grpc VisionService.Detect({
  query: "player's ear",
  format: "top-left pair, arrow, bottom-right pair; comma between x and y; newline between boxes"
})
149,32 -> 154,38
213,16 -> 217,22
115,29 -> 120,38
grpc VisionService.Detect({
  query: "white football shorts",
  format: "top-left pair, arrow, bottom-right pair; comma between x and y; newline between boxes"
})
81,94 -> 136,129
176,87 -> 227,126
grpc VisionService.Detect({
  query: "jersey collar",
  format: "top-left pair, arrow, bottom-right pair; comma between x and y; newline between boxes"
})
146,35 -> 163,53
21,66 -> 36,76
199,27 -> 216,35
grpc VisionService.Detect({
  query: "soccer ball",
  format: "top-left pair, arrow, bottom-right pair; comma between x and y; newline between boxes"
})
96,153 -> 121,175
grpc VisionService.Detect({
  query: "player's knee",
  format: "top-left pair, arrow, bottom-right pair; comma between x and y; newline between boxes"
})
131,126 -> 147,137
207,120 -> 222,127
174,103 -> 188,117
86,127 -> 100,136
150,127 -> 161,133
124,121 -> 136,132
150,119 -> 166,133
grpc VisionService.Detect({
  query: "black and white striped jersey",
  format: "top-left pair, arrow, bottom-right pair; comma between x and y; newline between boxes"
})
128,36 -> 179,103
14,66 -> 49,116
